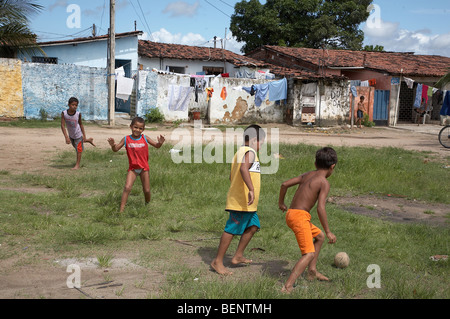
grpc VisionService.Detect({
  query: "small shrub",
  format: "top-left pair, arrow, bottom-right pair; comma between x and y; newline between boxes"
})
363,114 -> 375,127
144,107 -> 165,123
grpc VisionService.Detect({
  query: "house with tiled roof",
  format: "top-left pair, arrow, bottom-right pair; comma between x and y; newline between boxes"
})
10,31 -> 352,125
137,41 -> 352,125
247,46 -> 450,125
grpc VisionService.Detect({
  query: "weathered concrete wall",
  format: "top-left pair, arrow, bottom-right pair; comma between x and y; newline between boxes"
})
21,62 -> 108,120
136,72 -> 285,124
292,80 -> 350,126
320,81 -> 351,126
0,58 -> 24,118
136,70 -> 158,117
208,77 -> 284,124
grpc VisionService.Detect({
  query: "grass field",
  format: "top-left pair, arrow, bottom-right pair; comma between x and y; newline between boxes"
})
0,141 -> 449,299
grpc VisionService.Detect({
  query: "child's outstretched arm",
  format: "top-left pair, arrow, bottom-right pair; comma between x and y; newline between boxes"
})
108,137 -> 125,152
146,135 -> 165,149
278,175 -> 303,212
316,180 -> 336,244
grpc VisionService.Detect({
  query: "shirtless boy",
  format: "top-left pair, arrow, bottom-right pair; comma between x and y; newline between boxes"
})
278,147 -> 338,293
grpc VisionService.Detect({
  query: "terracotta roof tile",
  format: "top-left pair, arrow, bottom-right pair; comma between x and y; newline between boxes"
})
261,46 -> 450,77
138,41 -> 341,80
138,40 -> 266,68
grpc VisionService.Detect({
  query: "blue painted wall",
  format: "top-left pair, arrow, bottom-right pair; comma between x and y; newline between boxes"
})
19,36 -> 140,73
21,62 -> 108,121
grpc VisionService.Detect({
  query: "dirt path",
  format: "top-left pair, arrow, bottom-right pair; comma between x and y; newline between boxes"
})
0,123 -> 448,174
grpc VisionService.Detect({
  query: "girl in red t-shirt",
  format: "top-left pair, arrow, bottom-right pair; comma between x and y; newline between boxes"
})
108,117 -> 165,212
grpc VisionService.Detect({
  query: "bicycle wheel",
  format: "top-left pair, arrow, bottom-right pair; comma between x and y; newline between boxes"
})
438,125 -> 450,148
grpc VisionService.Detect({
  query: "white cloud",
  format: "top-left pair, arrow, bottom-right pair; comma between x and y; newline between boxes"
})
163,1 -> 200,18
363,19 -> 450,57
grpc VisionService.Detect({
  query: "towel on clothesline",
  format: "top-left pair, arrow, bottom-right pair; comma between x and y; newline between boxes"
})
413,84 -> 423,108
254,83 -> 269,107
404,77 -> 414,89
116,75 -> 134,101
422,84 -> 429,104
441,91 -> 450,116
168,85 -> 193,112
269,78 -> 288,101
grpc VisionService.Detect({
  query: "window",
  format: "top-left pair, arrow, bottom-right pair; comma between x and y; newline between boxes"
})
168,66 -> 185,74
32,56 -> 58,64
203,66 -> 224,76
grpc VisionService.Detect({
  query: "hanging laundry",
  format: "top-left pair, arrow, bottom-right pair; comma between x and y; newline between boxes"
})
427,86 -> 434,97
115,66 -> 125,78
116,75 -> 134,102
168,85 -> 193,112
242,86 -> 253,95
350,80 -> 361,87
206,88 -> 214,101
360,80 -> 369,87
413,84 -> 423,108
269,78 -> 288,101
253,83 -> 269,107
369,79 -> 376,86
404,77 -> 414,89
422,84 -> 429,104
220,73 -> 229,78
441,91 -> 450,116
220,87 -> 227,100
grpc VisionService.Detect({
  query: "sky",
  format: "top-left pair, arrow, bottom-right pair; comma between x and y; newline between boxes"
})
29,0 -> 450,57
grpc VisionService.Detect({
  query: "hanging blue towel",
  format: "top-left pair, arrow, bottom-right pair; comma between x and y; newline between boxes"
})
268,78 -> 287,101
254,83 -> 269,107
413,84 -> 422,108
441,91 -> 450,116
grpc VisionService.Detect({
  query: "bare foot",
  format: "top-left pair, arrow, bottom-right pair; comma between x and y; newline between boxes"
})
281,285 -> 293,294
210,260 -> 232,276
306,270 -> 329,281
231,256 -> 252,265
72,166 -> 80,170
86,138 -> 96,147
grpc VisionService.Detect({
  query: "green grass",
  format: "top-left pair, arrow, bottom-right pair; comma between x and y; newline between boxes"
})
0,143 -> 448,299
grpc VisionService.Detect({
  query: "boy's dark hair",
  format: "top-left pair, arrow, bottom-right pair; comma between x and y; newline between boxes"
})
315,147 -> 338,169
131,117 -> 145,126
68,97 -> 79,104
244,124 -> 266,143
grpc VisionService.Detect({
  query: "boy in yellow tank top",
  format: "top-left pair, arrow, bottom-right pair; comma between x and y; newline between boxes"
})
211,125 -> 266,276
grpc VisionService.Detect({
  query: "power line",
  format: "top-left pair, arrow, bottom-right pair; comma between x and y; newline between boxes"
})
127,0 -> 154,41
218,0 -> 234,9
203,0 -> 231,18
136,0 -> 153,38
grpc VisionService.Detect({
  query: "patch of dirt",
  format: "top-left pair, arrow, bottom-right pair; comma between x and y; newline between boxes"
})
328,194 -> 449,227
0,252 -> 165,299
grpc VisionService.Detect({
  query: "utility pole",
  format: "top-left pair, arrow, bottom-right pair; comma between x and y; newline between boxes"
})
108,0 -> 116,126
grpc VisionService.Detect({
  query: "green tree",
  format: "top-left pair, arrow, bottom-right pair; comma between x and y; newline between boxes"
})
230,0 -> 373,53
0,0 -> 43,58
363,44 -> 385,52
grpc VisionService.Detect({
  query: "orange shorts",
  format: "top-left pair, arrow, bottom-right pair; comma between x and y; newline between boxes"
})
286,209 -> 322,255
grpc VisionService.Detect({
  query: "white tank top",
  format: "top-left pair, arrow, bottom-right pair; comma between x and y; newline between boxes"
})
63,110 -> 82,139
